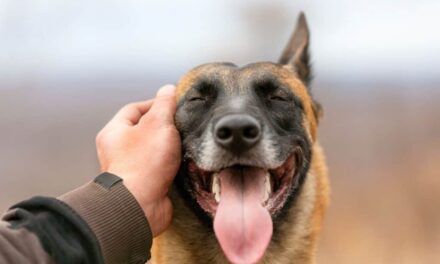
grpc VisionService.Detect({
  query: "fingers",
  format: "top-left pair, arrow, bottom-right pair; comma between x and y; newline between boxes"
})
140,84 -> 177,126
109,99 -> 154,127
105,84 -> 176,130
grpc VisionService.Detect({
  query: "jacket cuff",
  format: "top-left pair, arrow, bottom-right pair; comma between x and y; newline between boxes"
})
59,173 -> 152,264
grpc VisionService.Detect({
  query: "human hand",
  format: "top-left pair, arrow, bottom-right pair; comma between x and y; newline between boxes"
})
95,85 -> 181,237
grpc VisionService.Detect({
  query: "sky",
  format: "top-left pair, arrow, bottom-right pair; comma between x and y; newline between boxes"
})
0,0 -> 439,85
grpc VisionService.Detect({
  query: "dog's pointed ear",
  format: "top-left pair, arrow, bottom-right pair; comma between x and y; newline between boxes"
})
278,12 -> 311,86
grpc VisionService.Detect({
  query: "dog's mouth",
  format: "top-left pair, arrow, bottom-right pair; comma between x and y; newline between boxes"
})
186,150 -> 300,264
188,152 -> 298,216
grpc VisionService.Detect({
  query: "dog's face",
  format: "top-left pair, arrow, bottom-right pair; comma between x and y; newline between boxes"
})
174,13 -> 321,264
175,62 -> 315,215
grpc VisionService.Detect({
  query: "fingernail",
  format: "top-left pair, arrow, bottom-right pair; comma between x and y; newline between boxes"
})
157,84 -> 176,97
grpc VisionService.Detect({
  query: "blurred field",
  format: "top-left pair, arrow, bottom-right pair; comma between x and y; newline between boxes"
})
1,78 -> 439,263
316,80 -> 440,263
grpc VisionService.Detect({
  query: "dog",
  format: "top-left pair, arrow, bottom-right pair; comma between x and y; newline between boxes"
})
151,12 -> 329,264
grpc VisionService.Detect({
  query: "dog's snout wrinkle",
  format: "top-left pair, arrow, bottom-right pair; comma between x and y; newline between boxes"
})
214,114 -> 261,154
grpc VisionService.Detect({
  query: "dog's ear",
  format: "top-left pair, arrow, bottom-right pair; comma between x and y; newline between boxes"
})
278,12 -> 311,86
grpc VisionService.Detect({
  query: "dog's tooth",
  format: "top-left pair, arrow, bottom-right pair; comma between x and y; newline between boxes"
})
262,171 -> 271,202
212,173 -> 220,202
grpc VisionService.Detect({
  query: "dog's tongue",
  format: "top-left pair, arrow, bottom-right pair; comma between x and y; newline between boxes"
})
214,167 -> 273,264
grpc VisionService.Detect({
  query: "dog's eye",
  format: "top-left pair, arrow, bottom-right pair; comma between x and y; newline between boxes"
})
268,91 -> 291,102
254,79 -> 292,103
189,96 -> 206,102
269,95 -> 288,101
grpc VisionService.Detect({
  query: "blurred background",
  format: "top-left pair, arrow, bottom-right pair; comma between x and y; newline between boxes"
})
1,0 -> 439,263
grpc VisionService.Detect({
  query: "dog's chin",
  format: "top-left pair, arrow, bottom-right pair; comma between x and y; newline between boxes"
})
186,151 -> 300,218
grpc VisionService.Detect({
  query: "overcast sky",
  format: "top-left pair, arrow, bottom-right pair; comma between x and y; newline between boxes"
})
0,0 -> 439,84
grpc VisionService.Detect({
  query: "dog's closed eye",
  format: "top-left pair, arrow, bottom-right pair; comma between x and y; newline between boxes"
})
189,96 -> 206,102
187,80 -> 219,103
268,94 -> 290,102
254,79 -> 294,103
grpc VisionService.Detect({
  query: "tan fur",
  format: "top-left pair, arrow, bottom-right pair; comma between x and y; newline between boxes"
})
151,65 -> 329,263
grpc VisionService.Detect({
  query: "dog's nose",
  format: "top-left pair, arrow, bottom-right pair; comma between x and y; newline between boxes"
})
214,114 -> 261,154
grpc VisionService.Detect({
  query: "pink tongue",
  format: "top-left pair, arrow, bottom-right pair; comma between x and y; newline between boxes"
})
214,167 -> 273,264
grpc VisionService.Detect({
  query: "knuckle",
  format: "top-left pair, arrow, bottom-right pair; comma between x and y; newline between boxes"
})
122,102 -> 140,113
122,103 -> 135,112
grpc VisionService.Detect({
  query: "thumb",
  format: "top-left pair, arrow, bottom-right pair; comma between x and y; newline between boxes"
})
144,84 -> 177,125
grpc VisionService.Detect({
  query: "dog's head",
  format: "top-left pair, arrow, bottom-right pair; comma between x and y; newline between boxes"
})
174,13 -> 321,264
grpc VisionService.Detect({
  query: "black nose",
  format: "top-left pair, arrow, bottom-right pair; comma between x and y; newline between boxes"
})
214,114 -> 261,154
